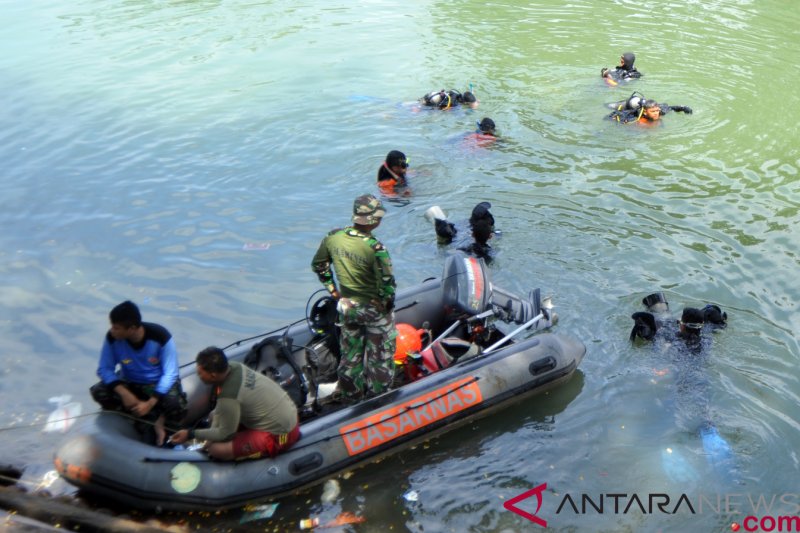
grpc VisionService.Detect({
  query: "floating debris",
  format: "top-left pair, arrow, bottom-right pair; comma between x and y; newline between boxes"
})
239,503 -> 279,524
299,516 -> 320,529
319,512 -> 366,529
320,479 -> 340,503
43,395 -> 82,433
403,489 -> 419,502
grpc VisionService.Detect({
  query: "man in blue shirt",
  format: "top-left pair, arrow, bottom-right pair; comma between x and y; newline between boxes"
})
90,301 -> 186,445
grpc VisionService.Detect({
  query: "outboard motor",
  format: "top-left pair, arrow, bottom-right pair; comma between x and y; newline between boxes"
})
441,254 -> 491,317
440,253 -> 556,329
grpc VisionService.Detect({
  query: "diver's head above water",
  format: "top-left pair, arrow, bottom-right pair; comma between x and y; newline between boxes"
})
620,52 -> 636,70
678,307 -> 705,338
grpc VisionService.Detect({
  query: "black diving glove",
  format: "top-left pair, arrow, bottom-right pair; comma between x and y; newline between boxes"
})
434,218 -> 457,244
670,105 -> 693,114
702,304 -> 727,326
630,312 -> 657,342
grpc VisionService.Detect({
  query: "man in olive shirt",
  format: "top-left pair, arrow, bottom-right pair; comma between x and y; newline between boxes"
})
170,347 -> 299,461
311,194 -> 397,403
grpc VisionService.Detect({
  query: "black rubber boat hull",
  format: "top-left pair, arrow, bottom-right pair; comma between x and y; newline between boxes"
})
55,256 -> 586,511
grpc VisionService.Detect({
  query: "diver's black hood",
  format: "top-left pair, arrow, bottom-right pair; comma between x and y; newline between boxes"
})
620,52 -> 636,71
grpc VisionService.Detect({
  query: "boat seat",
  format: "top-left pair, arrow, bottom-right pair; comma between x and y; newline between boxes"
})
421,338 -> 480,373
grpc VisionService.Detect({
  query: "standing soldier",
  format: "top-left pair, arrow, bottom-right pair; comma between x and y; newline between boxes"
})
311,194 -> 396,403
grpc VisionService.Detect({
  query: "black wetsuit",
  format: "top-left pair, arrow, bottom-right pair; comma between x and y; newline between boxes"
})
607,103 -> 691,124
457,241 -> 493,263
630,302 -> 728,434
604,52 -> 642,81
421,90 -> 463,109
609,66 -> 641,81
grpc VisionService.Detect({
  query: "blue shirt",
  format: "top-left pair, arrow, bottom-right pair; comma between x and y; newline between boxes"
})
96,322 -> 180,397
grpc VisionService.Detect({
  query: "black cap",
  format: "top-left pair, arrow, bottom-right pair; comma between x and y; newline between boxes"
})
386,150 -> 407,167
478,118 -> 495,133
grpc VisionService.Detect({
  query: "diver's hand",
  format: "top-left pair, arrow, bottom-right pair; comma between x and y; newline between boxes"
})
434,218 -> 457,243
630,312 -> 657,342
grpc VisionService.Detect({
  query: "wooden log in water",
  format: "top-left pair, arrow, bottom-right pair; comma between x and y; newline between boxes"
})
0,485 -> 171,533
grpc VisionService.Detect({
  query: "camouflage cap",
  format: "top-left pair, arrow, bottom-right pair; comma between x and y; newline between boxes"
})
352,194 -> 386,225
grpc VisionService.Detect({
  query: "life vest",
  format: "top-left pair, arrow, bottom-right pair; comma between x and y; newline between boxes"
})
377,162 -> 410,196
378,176 -> 399,192
464,132 -> 497,148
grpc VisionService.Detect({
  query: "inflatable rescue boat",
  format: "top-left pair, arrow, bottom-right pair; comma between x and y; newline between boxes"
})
55,254 -> 586,511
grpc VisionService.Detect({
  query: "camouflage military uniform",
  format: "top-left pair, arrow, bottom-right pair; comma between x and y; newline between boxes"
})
311,195 -> 396,402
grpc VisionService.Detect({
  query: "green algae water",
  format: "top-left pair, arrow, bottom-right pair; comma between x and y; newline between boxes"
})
1,1 -> 798,530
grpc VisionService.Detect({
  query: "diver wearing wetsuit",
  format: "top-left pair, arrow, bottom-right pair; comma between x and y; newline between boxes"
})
629,293 -> 732,468
601,52 -> 642,84
420,89 -> 478,110
425,202 -> 497,263
427,201 -> 495,245
377,150 -> 409,195
630,292 -> 727,345
607,93 -> 693,125
457,218 -> 494,263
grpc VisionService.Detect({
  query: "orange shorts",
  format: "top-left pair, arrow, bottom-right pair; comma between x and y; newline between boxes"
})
232,424 -> 301,460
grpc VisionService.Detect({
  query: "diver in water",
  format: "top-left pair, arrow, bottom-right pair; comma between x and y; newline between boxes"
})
457,218 -> 494,263
420,89 -> 479,110
426,201 -> 495,245
601,52 -> 642,85
425,202 -> 496,262
630,292 -> 733,471
476,117 -> 496,135
630,292 -> 727,344
377,150 -> 409,196
607,92 -> 693,125
460,117 -> 498,148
